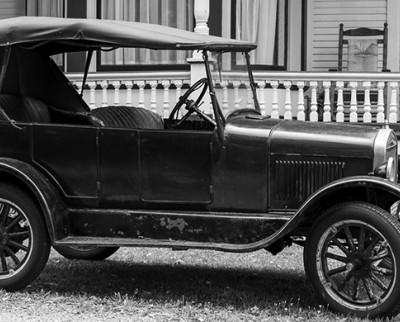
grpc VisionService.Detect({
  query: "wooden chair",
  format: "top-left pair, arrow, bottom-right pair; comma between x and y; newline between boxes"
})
337,23 -> 388,72
325,23 -> 389,122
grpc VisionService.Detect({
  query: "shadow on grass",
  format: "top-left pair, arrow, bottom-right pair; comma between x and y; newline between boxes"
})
31,255 -> 318,311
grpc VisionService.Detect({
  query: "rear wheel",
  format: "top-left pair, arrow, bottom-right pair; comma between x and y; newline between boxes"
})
0,184 -> 50,291
304,202 -> 400,317
53,245 -> 119,260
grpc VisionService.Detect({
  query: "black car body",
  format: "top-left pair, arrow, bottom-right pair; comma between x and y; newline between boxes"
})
0,17 -> 400,317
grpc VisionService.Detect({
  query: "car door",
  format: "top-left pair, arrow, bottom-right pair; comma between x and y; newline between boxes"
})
139,129 -> 213,206
98,128 -> 213,208
31,124 -> 99,206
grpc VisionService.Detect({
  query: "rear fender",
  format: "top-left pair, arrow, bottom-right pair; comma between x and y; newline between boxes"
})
0,157 -> 67,241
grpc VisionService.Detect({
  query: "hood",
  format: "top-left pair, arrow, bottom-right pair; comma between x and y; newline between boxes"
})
225,114 -> 379,159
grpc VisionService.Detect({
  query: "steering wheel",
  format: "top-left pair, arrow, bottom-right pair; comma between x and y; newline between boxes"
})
169,78 -> 216,128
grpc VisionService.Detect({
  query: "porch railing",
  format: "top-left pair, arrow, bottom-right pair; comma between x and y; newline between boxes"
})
67,71 -> 400,123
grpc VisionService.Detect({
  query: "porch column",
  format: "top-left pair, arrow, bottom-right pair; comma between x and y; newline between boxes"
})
188,0 -> 211,113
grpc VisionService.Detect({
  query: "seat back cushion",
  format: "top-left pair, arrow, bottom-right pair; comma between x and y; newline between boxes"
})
0,94 -> 50,123
90,106 -> 164,129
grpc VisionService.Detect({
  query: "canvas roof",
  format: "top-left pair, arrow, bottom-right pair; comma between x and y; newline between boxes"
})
0,17 -> 257,54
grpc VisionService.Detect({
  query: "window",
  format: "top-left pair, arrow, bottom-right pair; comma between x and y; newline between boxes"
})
27,0 -> 65,17
220,0 -> 288,70
98,0 -> 194,71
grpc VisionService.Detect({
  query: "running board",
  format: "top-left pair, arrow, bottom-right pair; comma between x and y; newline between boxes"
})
54,235 -> 279,253
64,209 -> 292,248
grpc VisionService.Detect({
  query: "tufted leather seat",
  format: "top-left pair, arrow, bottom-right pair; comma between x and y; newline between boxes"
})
0,94 -> 51,123
91,106 -> 164,129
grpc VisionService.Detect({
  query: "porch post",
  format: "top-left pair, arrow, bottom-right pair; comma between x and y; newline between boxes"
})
188,0 -> 211,113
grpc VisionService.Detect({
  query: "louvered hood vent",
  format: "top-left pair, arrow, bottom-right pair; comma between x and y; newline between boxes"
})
273,160 -> 345,202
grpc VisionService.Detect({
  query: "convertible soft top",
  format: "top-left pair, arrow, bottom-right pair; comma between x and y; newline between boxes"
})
0,16 -> 257,54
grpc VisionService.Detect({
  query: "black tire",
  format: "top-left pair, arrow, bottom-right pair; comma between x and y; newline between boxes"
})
53,245 -> 119,260
304,202 -> 400,318
0,184 -> 50,291
91,106 -> 164,129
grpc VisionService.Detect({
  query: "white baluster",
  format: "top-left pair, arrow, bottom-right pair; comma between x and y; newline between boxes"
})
283,81 -> 292,120
310,81 -> 318,122
246,84 -> 252,109
389,82 -> 398,123
162,80 -> 171,118
349,82 -> 358,123
149,81 -> 158,113
100,80 -> 108,107
376,81 -> 385,123
220,81 -> 229,115
362,81 -> 371,123
137,81 -> 145,109
232,81 -> 241,110
296,81 -> 305,121
75,82 -> 83,95
336,81 -> 344,122
271,81 -> 279,119
88,81 -> 96,109
322,81 -> 331,122
112,81 -> 121,106
257,81 -> 266,116
125,81 -> 133,107
175,80 -> 183,118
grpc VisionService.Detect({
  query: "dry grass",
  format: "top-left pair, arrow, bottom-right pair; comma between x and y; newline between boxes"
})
0,245 -> 397,321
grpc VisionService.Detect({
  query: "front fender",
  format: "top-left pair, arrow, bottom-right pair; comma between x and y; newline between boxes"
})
283,176 -> 400,236
228,176 -> 400,252
0,157 -> 67,241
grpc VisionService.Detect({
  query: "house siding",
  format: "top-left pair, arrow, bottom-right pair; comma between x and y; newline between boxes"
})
307,0 -> 388,71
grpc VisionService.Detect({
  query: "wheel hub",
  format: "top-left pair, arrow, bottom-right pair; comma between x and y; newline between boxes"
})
348,255 -> 371,278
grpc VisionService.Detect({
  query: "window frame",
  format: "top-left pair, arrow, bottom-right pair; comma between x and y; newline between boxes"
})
95,0 -> 192,72
230,0 -> 288,71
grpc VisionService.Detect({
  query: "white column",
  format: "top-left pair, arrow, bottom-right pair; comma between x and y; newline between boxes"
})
149,81 -> 158,113
336,81 -> 344,122
309,81 -> 318,122
162,80 -> 171,118
88,82 -> 96,109
349,82 -> 358,123
271,81 -> 280,119
322,81 -> 331,122
283,81 -> 292,120
257,81 -> 266,116
188,0 -> 211,114
194,0 -> 210,35
296,81 -> 305,121
376,82 -> 385,123
112,81 -> 121,106
100,81 -> 108,107
137,81 -> 145,109
362,81 -> 372,123
389,82 -> 398,123
125,81 -> 133,107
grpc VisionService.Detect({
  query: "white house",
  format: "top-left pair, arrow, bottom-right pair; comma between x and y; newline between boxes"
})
1,0 -> 400,123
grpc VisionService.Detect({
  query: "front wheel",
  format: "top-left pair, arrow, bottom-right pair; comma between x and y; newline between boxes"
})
53,245 -> 119,260
304,202 -> 400,318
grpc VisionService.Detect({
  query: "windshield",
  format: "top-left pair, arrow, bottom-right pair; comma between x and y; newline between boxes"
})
210,52 -> 260,115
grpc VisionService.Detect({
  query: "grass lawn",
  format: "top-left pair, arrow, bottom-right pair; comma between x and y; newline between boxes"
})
0,245 -> 397,321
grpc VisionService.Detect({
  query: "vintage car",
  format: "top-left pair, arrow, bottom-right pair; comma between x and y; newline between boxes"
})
0,16 -> 400,317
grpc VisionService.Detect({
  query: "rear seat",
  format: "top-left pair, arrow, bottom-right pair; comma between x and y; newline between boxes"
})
0,94 -> 51,123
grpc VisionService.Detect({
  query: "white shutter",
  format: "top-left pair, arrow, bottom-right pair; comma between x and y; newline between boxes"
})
0,0 -> 25,19
307,0 -> 387,71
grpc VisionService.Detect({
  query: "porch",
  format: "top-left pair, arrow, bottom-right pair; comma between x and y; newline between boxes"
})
68,71 -> 400,124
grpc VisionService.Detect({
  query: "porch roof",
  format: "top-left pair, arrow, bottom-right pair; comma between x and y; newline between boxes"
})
0,17 -> 257,54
